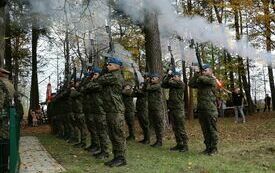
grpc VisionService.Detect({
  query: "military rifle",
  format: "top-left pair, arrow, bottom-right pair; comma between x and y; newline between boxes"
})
167,44 -> 176,74
194,42 -> 229,92
131,63 -> 140,89
195,43 -> 204,72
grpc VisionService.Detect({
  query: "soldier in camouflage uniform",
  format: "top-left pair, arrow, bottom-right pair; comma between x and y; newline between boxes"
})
47,93 -> 57,135
53,91 -> 64,138
162,71 -> 188,152
62,86 -> 77,143
81,72 -> 100,153
146,73 -> 164,147
70,79 -> 88,148
134,80 -> 150,144
85,67 -> 109,159
122,83 -> 135,141
98,57 -> 127,167
0,68 -> 15,172
189,64 -> 218,155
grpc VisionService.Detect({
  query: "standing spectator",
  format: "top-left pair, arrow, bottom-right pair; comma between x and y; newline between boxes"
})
263,94 -> 271,112
232,87 -> 246,123
31,111 -> 38,127
217,97 -> 226,117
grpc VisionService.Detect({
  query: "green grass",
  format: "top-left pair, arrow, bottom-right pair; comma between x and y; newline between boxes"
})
36,114 -> 275,173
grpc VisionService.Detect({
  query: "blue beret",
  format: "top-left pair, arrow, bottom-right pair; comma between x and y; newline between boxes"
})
150,73 -> 160,78
202,64 -> 211,70
92,67 -> 102,74
84,72 -> 91,77
172,71 -> 181,76
76,78 -> 81,82
108,57 -> 123,66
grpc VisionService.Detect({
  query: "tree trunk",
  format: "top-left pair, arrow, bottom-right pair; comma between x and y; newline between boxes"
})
188,67 -> 194,120
227,52 -> 234,91
233,2 -> 255,113
0,4 -> 6,68
143,8 -> 163,74
13,37 -> 19,92
182,60 -> 188,115
4,7 -> 12,79
143,4 -> 167,128
262,0 -> 275,110
29,26 -> 40,125
64,29 -> 70,86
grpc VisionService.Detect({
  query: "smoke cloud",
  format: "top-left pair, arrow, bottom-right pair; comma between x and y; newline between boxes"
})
117,0 -> 274,67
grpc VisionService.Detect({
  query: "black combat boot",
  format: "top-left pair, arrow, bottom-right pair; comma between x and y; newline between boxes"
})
104,156 -> 127,167
151,141 -> 162,148
126,135 -> 135,141
208,147 -> 218,156
138,138 -> 150,144
90,147 -> 101,155
178,145 -> 189,152
170,144 -> 181,151
94,151 -> 109,160
201,146 -> 211,155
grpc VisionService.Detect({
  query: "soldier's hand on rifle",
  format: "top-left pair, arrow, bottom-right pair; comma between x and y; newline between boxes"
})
192,66 -> 200,72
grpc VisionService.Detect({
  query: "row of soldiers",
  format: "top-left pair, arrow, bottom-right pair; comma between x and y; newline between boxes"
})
47,57 -> 218,167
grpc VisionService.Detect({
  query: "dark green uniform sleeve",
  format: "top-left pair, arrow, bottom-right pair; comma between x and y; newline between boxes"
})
98,73 -> 118,86
70,89 -> 81,98
197,76 -> 216,86
161,75 -> 170,88
0,87 -> 4,109
189,72 -> 200,88
146,83 -> 161,91
86,80 -> 102,92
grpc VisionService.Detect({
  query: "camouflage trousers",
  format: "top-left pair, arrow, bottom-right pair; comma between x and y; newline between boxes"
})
169,109 -> 188,147
85,113 -> 100,148
198,110 -> 218,150
136,110 -> 150,140
0,138 -> 9,172
66,113 -> 78,141
74,113 -> 88,143
55,113 -> 65,137
106,112 -> 126,158
148,110 -> 164,143
93,112 -> 108,152
124,111 -> 135,137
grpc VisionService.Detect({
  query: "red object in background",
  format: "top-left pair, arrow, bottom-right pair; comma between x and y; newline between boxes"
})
215,78 -> 223,88
46,83 -> 52,103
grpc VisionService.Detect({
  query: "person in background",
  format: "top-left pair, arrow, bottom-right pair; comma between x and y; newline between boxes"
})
264,94 -> 271,112
31,110 -> 38,127
231,87 -> 246,123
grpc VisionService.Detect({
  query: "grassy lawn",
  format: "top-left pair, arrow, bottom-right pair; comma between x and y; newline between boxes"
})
31,113 -> 275,173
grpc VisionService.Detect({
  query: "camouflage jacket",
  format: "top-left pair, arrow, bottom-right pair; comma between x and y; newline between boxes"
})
60,89 -> 73,114
0,77 -> 15,139
161,75 -> 185,110
189,73 -> 217,112
80,77 -> 92,114
134,86 -> 148,113
146,82 -> 163,111
98,70 -> 125,113
70,89 -> 83,113
122,87 -> 135,113
85,79 -> 105,114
